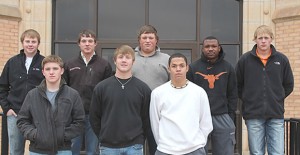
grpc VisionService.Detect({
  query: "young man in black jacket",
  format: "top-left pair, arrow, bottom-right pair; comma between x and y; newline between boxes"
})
0,29 -> 45,155
64,29 -> 112,155
17,55 -> 85,155
236,25 -> 294,155
187,36 -> 238,155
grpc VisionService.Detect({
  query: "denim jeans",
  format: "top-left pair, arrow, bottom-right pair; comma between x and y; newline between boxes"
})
7,115 -> 25,155
155,147 -> 206,155
245,119 -> 284,155
30,150 -> 72,155
71,115 -> 99,155
100,144 -> 143,155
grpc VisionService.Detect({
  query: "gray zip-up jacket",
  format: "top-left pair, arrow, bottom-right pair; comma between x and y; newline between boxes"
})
17,79 -> 85,154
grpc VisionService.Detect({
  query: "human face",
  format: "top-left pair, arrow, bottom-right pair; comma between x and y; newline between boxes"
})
255,33 -> 272,53
115,54 -> 134,74
42,62 -> 64,85
22,37 -> 39,57
78,36 -> 97,55
202,39 -> 220,62
139,33 -> 157,55
168,57 -> 189,82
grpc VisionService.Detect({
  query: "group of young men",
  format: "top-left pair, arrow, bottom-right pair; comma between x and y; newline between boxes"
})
0,24 -> 294,155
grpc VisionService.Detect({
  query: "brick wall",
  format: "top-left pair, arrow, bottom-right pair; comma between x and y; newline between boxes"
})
0,17 -> 19,154
0,18 -> 19,72
276,20 -> 300,118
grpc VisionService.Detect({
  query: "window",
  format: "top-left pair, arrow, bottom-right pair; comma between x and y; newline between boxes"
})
53,0 -> 242,154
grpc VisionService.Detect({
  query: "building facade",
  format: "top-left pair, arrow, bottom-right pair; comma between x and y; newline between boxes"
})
0,0 -> 299,154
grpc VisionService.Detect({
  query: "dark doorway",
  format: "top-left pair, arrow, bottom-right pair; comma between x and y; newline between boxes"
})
52,0 -> 243,154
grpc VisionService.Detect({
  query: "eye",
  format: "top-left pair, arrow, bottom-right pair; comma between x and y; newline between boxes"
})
53,67 -> 59,70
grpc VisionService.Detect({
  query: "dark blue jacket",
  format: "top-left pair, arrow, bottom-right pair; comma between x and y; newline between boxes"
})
236,44 -> 294,119
17,79 -> 85,154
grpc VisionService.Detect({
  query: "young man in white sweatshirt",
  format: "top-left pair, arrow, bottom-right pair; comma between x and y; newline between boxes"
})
150,53 -> 213,155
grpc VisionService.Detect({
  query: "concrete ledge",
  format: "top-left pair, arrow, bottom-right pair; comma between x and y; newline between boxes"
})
272,5 -> 300,23
0,4 -> 21,21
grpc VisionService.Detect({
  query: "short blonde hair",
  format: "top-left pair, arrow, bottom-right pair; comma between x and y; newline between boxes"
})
253,25 -> 274,41
20,29 -> 41,44
113,45 -> 135,61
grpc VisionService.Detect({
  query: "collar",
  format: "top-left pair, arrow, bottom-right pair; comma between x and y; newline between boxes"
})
135,46 -> 160,57
81,52 -> 96,65
256,49 -> 272,60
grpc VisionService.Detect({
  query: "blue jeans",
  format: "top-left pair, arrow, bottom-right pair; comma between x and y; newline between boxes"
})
30,150 -> 72,155
71,115 -> 98,155
155,147 -> 206,155
100,144 -> 143,155
245,119 -> 284,155
7,115 -> 25,155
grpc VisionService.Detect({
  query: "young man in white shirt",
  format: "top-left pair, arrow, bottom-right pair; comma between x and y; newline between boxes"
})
150,53 -> 213,155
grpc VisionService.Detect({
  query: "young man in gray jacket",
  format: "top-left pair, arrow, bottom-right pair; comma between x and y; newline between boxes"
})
132,25 -> 170,155
17,55 -> 85,155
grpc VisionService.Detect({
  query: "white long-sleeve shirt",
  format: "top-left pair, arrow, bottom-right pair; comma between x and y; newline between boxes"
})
150,81 -> 213,154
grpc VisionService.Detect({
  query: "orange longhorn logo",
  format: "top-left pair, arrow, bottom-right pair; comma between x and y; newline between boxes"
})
195,72 -> 227,89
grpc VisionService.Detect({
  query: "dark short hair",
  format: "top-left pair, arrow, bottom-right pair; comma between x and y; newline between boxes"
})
77,29 -> 97,43
137,25 -> 159,41
168,53 -> 187,66
202,36 -> 220,45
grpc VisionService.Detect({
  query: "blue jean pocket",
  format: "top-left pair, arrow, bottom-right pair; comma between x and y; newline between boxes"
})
132,144 -> 143,150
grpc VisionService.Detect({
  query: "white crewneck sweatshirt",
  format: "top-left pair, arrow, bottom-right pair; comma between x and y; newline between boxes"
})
150,81 -> 213,154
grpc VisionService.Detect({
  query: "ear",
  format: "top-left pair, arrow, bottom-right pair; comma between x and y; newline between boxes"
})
60,68 -> 64,75
42,69 -> 45,76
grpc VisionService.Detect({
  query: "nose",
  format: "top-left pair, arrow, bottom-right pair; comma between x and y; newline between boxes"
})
121,57 -> 127,61
28,41 -> 34,46
49,68 -> 55,74
208,45 -> 215,50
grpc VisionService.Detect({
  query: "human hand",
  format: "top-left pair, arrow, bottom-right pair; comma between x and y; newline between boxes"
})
6,109 -> 17,117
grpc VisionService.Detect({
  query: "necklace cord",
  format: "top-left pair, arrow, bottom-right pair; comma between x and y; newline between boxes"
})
171,80 -> 189,89
115,76 -> 132,89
